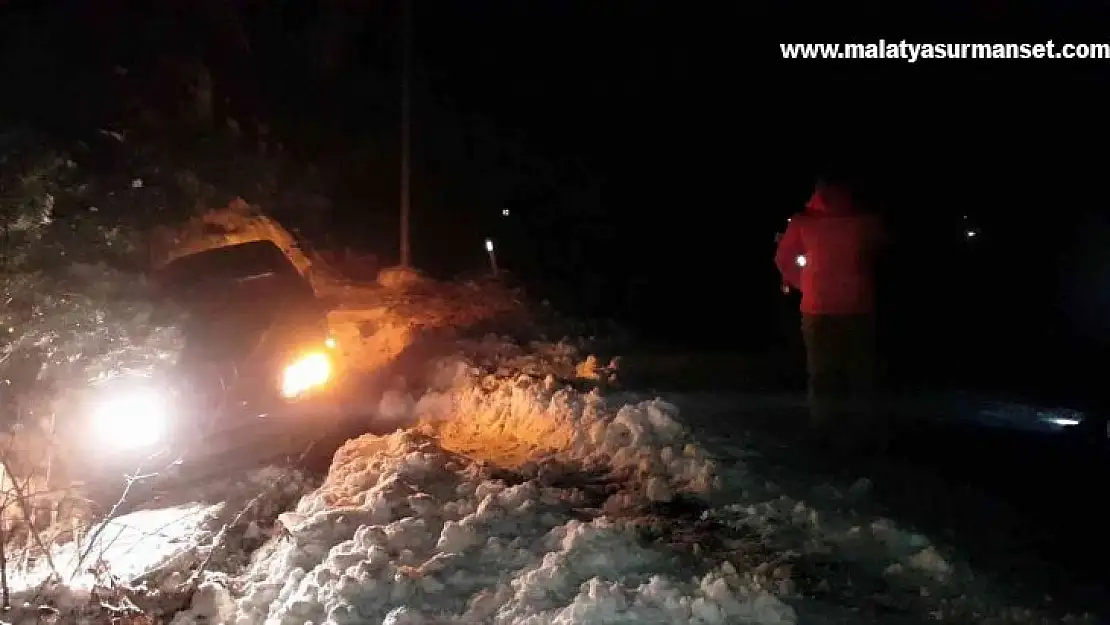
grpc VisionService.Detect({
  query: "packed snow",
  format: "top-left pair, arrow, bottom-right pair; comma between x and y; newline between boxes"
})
15,503 -> 212,593
172,339 -> 791,624
3,466 -> 313,624
166,337 -> 1086,624
10,337 -> 1096,624
212,428 -> 790,625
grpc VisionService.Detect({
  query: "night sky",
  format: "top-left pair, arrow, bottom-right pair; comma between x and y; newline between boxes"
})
5,1 -> 1110,402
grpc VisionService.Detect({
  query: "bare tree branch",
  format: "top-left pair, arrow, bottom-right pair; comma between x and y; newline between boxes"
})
71,453 -> 171,581
0,455 -> 59,579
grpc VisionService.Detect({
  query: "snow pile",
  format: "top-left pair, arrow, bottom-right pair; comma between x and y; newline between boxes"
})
152,337 -> 1093,624
377,265 -> 427,290
163,339 -> 800,623
154,198 -> 315,281
452,337 -> 605,383
327,308 -> 420,376
212,430 -> 794,624
418,371 -> 718,507
324,288 -> 526,377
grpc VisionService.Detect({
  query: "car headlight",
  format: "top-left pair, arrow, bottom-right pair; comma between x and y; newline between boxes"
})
91,387 -> 170,451
280,351 -> 332,399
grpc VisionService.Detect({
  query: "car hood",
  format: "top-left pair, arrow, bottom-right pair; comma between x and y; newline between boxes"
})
178,276 -> 312,363
181,300 -> 279,363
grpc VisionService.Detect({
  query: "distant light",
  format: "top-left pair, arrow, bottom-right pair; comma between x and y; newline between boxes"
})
795,254 -> 807,267
502,208 -> 510,217
1045,416 -> 1081,427
485,238 -> 494,252
966,229 -> 977,238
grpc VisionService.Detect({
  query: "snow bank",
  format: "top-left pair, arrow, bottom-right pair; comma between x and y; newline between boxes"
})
377,265 -> 427,290
417,364 -> 717,506
215,430 -> 793,625
154,198 -> 314,280
323,287 -> 526,377
165,339 -> 797,624
167,337 -> 1086,624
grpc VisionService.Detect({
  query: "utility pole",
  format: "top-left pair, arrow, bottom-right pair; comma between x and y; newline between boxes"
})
399,0 -> 412,267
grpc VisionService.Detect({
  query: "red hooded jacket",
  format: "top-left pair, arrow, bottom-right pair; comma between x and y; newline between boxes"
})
775,184 -> 884,315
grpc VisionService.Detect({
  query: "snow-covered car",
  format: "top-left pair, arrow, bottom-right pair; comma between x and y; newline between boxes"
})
73,240 -> 340,492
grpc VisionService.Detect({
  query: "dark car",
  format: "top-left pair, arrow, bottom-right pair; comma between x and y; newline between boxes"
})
72,240 -> 341,495
158,240 -> 333,416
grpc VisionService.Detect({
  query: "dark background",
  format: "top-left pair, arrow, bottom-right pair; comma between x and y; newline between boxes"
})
3,1 -> 1110,407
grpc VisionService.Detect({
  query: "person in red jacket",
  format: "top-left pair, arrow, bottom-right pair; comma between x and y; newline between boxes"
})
775,179 -> 885,449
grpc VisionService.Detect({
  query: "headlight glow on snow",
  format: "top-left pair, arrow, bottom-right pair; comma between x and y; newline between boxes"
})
91,387 -> 169,451
280,351 -> 332,399
795,254 -> 807,267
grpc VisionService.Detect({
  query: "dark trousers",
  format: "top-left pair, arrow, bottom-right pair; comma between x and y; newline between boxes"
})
801,314 -> 878,428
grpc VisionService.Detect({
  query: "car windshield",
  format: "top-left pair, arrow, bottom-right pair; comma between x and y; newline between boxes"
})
157,240 -> 301,294
157,241 -> 318,361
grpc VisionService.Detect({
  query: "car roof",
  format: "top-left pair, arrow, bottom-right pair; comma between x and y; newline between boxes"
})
157,240 -> 301,289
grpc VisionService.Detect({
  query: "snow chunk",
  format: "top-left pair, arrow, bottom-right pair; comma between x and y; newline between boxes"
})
228,429 -> 792,625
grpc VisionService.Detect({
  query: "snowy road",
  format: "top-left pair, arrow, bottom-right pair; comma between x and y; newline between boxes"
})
13,339 -> 1105,624
670,391 -> 1110,622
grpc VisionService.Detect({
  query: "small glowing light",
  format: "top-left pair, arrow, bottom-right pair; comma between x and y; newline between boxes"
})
502,208 -> 510,217
795,254 -> 807,267
966,229 -> 977,238
485,239 -> 494,252
1045,416 -> 1081,427
281,352 -> 332,399
324,337 -> 337,349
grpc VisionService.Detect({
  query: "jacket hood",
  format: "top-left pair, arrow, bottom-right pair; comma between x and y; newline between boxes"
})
805,183 -> 856,216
